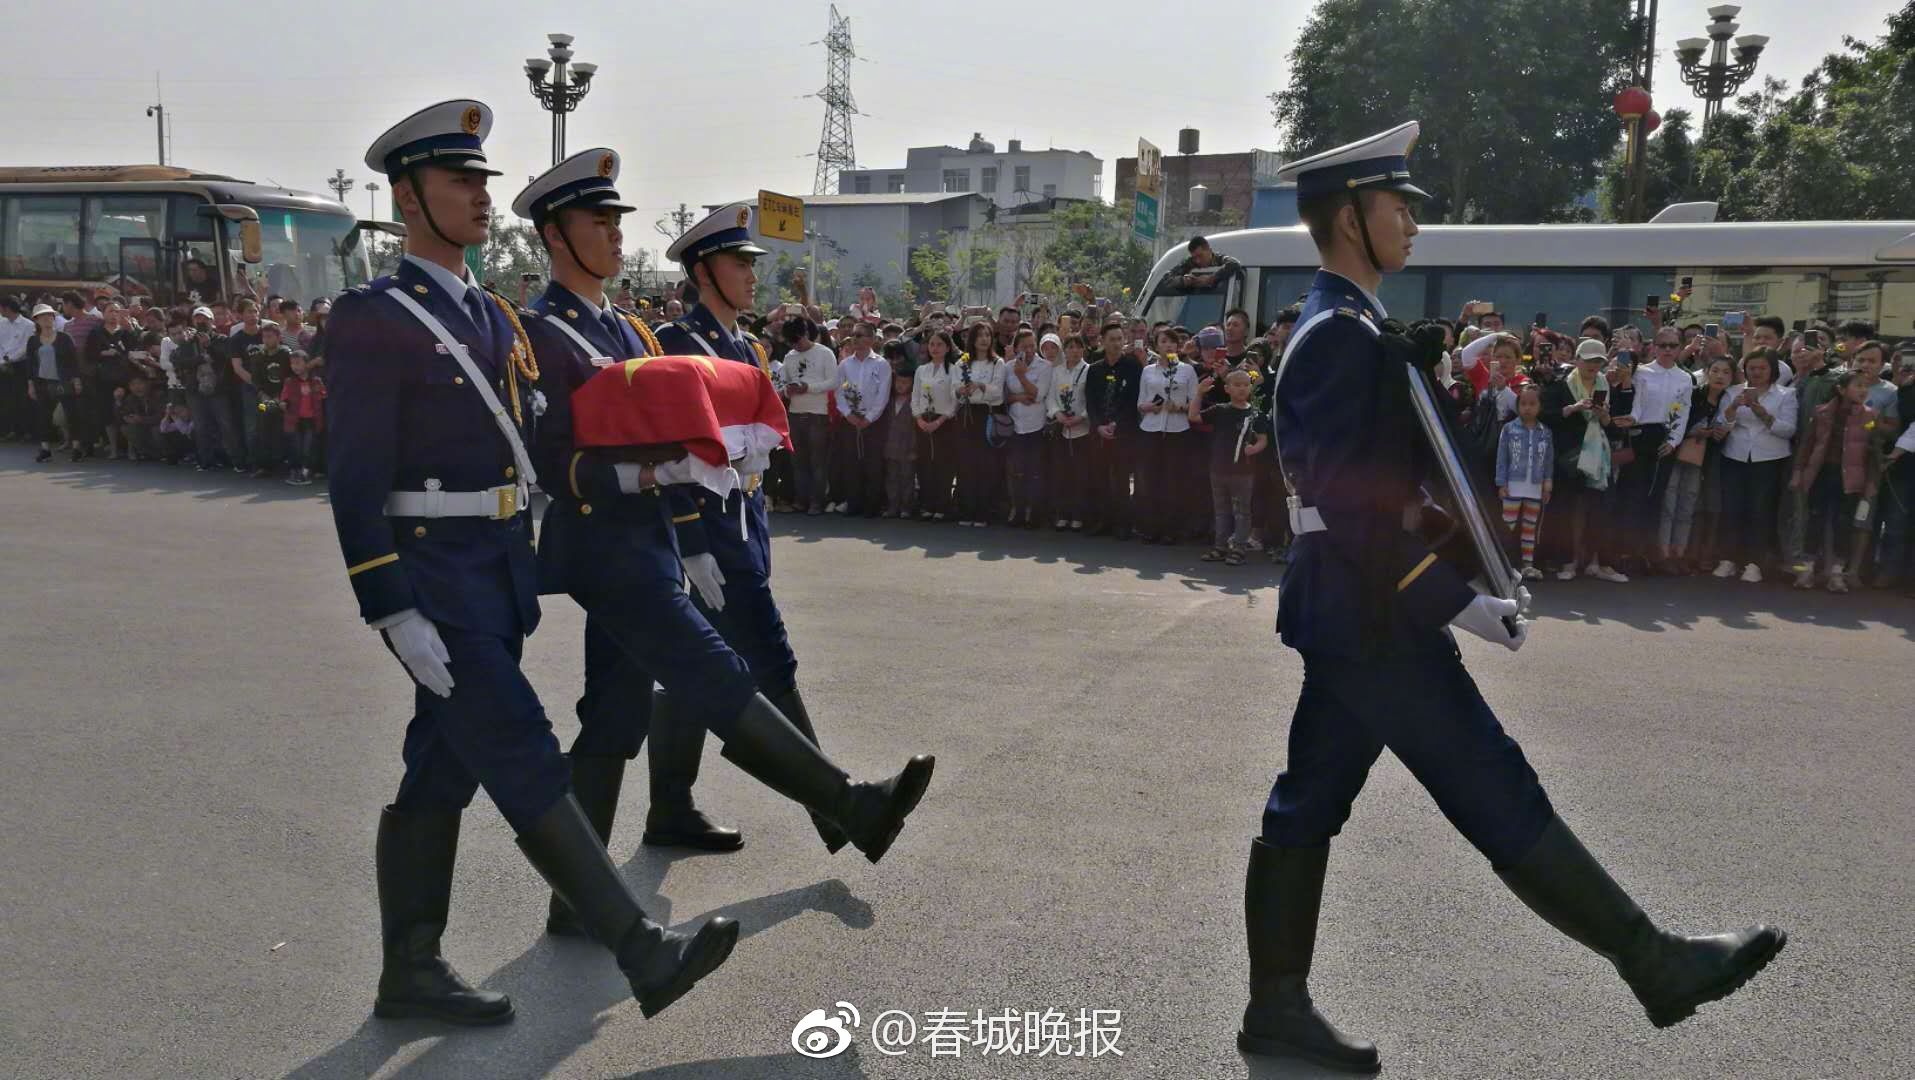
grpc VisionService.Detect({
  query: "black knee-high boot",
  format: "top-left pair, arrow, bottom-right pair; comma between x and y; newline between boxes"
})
1496,815 -> 1785,1028
546,754 -> 626,937
517,794 -> 739,1018
640,691 -> 744,852
1237,839 -> 1379,1072
372,807 -> 515,1026
716,694 -> 933,864
768,686 -> 851,853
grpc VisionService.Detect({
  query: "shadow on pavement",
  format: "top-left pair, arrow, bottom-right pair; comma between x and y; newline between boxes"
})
280,845 -> 873,1080
1242,1049 -> 1374,1079
621,1047 -> 871,1079
0,444 -> 323,505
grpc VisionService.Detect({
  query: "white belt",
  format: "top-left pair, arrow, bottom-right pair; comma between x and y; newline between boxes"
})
386,483 -> 521,520
1288,500 -> 1326,535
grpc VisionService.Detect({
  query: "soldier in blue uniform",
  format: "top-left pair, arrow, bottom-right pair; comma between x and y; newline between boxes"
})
1241,121 -> 1784,1072
329,103 -> 737,1028
654,204 -> 856,854
511,149 -> 743,900
514,169 -> 935,878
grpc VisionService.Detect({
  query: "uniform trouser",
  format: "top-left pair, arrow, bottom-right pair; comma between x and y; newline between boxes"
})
1095,429 -> 1137,530
576,582 -> 763,750
694,564 -> 799,697
788,412 -> 831,508
1050,435 -> 1092,522
915,422 -> 956,515
1006,430 -> 1046,515
390,626 -> 571,833
831,422 -> 883,513
1263,645 -> 1555,870
1139,429 -> 1189,537
954,408 -> 996,521
766,445 -> 794,505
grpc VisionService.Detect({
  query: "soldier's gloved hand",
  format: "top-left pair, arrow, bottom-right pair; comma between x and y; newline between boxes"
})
1450,593 -> 1526,652
682,552 -> 727,611
381,608 -> 455,698
651,456 -> 697,486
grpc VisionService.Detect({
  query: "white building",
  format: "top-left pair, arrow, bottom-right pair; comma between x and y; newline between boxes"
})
839,133 -> 1102,211
741,191 -> 995,307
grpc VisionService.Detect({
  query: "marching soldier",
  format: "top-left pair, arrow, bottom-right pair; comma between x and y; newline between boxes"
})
510,147 -> 744,897
512,163 -> 936,880
328,103 -> 737,1027
653,205 -> 859,854
1244,121 -> 1784,1072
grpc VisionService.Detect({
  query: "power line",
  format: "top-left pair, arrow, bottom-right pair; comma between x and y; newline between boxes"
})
811,4 -> 858,195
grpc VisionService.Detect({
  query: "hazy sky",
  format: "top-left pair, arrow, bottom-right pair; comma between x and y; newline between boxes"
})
3,0 -> 1900,263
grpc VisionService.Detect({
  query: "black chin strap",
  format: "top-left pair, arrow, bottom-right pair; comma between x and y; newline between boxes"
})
1348,189 -> 1382,274
402,168 -> 459,250
551,216 -> 615,283
694,258 -> 745,315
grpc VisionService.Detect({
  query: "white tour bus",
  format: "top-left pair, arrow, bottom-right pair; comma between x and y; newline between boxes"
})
1135,207 -> 1915,342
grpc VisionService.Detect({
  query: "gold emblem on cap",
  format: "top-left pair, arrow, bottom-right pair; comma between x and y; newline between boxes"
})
735,207 -> 750,229
460,106 -> 483,134
597,153 -> 615,178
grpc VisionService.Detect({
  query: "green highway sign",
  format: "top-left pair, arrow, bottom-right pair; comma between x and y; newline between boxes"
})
1133,192 -> 1158,240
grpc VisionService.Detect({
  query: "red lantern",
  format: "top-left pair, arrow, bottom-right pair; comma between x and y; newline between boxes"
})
1644,110 -> 1662,135
1613,86 -> 1652,120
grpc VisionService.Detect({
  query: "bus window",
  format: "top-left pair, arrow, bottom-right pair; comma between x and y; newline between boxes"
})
1257,270 -> 1317,324
1377,272 -> 1427,320
1829,268 -> 1915,339
1142,285 -> 1228,331
252,207 -> 367,303
83,194 -> 168,291
1439,271 -> 1614,333
1622,270 -> 1676,336
5,196 -> 82,279
1683,267 -> 1829,331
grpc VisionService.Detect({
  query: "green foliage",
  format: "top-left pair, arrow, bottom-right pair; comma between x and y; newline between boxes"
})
1036,201 -> 1154,303
1606,2 -> 1915,221
1271,0 -> 1637,223
908,240 -> 953,303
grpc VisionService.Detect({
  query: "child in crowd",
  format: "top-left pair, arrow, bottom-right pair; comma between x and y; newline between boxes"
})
158,403 -> 194,465
880,366 -> 916,518
278,350 -> 326,486
1496,384 -> 1554,579
1193,368 -> 1268,565
1790,371 -> 1881,593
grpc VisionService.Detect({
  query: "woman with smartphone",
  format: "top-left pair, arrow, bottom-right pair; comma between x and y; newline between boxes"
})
1660,355 -> 1736,574
1715,349 -> 1798,582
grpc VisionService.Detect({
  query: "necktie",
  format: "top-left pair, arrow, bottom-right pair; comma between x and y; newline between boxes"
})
463,287 -> 493,362
599,311 -> 627,356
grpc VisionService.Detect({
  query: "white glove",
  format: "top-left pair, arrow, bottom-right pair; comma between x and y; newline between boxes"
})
682,552 -> 727,611
612,461 -> 647,494
1450,593 -> 1527,652
651,457 -> 697,486
381,608 -> 455,698
1515,585 -> 1533,615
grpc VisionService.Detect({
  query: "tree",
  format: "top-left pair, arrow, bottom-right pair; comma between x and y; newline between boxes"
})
908,239 -> 953,304
1598,107 -> 1697,219
1271,0 -> 1637,223
1602,2 -> 1915,222
1038,200 -> 1155,304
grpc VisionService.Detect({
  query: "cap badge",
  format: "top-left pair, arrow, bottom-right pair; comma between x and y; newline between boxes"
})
735,207 -> 750,229
596,153 -> 615,178
460,106 -> 482,135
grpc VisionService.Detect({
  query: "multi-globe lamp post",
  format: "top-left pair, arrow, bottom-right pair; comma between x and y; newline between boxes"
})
524,33 -> 597,168
1675,5 -> 1768,124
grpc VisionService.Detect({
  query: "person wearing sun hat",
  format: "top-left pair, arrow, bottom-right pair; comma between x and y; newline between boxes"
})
1238,120 -> 1784,1071
328,103 -> 741,1030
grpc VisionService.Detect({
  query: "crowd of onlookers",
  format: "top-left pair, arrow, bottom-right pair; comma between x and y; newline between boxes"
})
1,287 -> 331,483
9,271 -> 1913,600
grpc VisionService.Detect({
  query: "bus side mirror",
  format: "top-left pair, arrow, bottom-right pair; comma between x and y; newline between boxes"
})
238,220 -> 263,264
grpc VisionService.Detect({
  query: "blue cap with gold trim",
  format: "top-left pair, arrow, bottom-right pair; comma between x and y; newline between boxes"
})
511,147 -> 635,222
1277,120 -> 1428,201
666,202 -> 770,265
364,99 -> 502,180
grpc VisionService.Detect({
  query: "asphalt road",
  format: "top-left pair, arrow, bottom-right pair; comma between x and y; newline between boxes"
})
3,445 -> 1911,1080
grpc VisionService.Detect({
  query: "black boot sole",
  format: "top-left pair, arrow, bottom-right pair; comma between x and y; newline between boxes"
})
372,997 -> 516,1026
636,918 -> 741,1019
1642,927 -> 1787,1028
639,829 -> 745,852
859,756 -> 935,865
1236,1030 -> 1380,1073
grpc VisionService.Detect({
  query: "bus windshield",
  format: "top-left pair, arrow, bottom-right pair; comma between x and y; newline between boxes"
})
248,207 -> 369,302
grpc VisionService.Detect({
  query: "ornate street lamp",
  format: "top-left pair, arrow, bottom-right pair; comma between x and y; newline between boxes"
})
525,33 -> 597,167
1675,5 -> 1767,125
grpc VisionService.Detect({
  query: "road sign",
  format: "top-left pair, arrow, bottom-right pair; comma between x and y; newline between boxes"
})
758,189 -> 805,243
464,245 -> 484,281
1136,138 -> 1162,198
1133,191 -> 1158,241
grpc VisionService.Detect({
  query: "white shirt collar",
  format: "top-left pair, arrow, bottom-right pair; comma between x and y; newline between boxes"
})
403,253 -> 476,305
1320,269 -> 1388,320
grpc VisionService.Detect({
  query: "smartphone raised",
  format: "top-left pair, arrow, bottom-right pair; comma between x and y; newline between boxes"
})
1615,349 -> 1636,368
1534,312 -> 1549,329
1705,323 -> 1721,339
1646,294 -> 1660,312
1723,311 -> 1747,331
